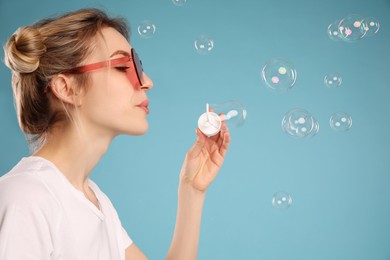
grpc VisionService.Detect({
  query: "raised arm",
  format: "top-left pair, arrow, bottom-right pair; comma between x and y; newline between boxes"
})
166,121 -> 230,260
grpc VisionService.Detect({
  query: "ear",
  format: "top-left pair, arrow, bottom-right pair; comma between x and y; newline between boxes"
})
49,75 -> 83,106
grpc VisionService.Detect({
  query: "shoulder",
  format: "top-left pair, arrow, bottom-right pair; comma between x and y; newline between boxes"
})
88,179 -> 121,216
0,157 -> 60,210
88,179 -> 114,207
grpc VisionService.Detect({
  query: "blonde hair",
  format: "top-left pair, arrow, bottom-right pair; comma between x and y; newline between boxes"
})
3,8 -> 130,150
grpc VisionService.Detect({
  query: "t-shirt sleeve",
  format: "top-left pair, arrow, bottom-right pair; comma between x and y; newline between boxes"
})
0,204 -> 54,260
121,225 -> 133,250
111,203 -> 133,250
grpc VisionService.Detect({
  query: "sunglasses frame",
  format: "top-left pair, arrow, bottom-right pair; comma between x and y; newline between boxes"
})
64,48 -> 143,89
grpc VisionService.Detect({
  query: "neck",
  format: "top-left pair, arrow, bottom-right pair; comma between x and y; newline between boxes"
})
33,123 -> 114,192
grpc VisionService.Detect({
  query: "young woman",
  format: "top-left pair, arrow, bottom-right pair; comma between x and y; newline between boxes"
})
0,8 -> 230,260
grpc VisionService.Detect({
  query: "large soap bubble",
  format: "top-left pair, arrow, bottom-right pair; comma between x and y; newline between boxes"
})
338,14 -> 366,42
282,108 -> 319,138
361,17 -> 380,37
261,58 -> 297,92
328,15 -> 380,43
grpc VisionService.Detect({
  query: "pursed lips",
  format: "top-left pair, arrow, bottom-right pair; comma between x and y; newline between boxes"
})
137,99 -> 149,114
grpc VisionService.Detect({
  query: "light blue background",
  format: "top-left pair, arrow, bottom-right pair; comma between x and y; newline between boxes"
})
1,0 -> 390,259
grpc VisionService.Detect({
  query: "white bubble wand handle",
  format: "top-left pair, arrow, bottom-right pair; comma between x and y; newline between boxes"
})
206,103 -> 211,122
198,103 -> 220,137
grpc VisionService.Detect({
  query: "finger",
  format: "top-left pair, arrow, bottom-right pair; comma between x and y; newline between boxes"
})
219,131 -> 230,158
219,133 -> 230,158
187,128 -> 206,159
210,127 -> 229,164
216,121 -> 228,147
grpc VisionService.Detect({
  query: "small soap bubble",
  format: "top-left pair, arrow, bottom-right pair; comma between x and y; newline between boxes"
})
261,58 -> 297,92
172,0 -> 187,6
327,20 -> 343,41
282,108 -> 319,138
137,20 -> 156,39
208,101 -> 247,128
324,73 -> 342,88
194,35 -> 214,54
272,191 -> 293,210
338,14 -> 366,42
361,17 -> 380,37
330,112 -> 352,131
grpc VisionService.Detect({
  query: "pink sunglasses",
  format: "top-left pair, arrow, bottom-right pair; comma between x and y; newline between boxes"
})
63,48 -> 143,89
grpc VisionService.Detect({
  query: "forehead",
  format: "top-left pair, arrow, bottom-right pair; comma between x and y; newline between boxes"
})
93,27 -> 132,59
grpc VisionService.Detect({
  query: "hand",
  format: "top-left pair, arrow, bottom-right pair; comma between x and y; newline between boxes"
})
180,120 -> 231,192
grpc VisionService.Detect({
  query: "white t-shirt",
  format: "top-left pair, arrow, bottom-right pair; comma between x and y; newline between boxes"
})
0,156 -> 133,260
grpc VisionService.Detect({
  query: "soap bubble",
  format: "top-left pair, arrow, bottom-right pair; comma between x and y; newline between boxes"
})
327,20 -> 343,41
208,101 -> 247,128
324,73 -> 342,88
137,20 -> 156,39
194,35 -> 214,54
272,191 -> 293,210
360,17 -> 380,37
330,112 -> 352,131
338,14 -> 366,42
172,0 -> 187,6
282,108 -> 319,138
261,58 -> 297,92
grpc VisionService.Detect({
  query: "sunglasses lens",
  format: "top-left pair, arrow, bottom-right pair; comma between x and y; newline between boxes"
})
132,50 -> 143,86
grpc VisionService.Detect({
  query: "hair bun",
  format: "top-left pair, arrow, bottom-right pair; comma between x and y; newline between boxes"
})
4,26 -> 47,73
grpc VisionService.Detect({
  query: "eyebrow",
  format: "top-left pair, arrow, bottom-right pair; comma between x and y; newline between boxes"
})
110,50 -> 131,58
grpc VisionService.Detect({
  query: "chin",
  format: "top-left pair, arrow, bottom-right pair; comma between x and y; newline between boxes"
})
132,130 -> 148,136
127,123 -> 149,136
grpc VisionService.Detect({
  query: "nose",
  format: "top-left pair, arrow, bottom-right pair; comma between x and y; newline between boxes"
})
140,72 -> 153,91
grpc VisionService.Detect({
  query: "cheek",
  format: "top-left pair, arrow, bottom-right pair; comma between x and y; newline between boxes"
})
90,70 -> 135,105
110,79 -> 136,109
81,71 -> 141,129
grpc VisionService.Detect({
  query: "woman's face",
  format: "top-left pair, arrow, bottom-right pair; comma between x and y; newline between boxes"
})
78,27 -> 153,138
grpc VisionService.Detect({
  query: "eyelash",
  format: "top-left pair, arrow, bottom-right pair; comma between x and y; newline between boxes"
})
115,66 -> 130,72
